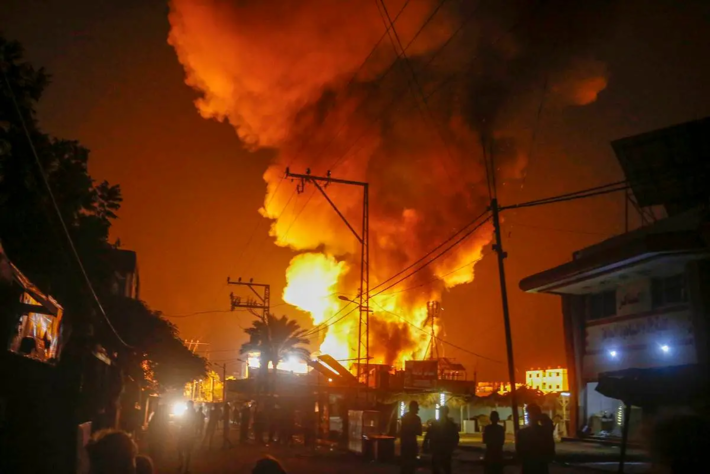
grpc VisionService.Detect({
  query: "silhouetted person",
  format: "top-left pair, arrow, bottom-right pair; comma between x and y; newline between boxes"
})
222,402 -> 234,449
483,411 -> 505,474
240,403 -> 252,443
254,407 -> 267,445
135,455 -> 153,474
516,404 -> 554,474
253,455 -> 287,474
203,404 -> 219,449
147,404 -> 169,465
177,401 -> 197,473
86,429 -> 137,474
196,404 -> 206,438
649,412 -> 709,473
424,406 -> 459,474
400,401 -> 423,474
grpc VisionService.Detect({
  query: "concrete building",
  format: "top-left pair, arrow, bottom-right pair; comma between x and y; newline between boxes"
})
519,118 -> 710,440
526,368 -> 569,394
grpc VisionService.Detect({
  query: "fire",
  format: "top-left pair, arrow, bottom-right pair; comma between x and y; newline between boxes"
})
168,0 -> 611,368
283,253 -> 346,325
282,253 -> 353,361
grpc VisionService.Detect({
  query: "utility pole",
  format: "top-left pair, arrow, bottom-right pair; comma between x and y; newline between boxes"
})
491,198 -> 521,434
227,277 -> 270,320
285,168 -> 371,390
425,301 -> 441,361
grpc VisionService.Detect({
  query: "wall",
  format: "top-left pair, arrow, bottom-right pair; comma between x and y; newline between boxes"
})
582,276 -> 697,381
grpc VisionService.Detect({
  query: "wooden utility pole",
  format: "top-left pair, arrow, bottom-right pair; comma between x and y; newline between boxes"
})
491,198 -> 521,434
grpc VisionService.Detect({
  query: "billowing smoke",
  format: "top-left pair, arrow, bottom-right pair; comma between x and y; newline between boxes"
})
168,0 -> 610,365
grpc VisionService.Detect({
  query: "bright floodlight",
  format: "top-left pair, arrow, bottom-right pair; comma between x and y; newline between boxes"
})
660,344 -> 670,353
172,402 -> 187,417
609,350 -> 618,358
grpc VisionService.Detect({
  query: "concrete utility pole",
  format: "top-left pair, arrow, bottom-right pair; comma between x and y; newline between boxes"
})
227,277 -> 270,320
285,168 -> 371,390
490,198 -> 521,434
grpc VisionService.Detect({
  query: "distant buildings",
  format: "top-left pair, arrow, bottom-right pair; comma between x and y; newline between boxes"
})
526,368 -> 569,394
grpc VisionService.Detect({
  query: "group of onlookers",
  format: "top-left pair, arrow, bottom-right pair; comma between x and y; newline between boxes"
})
399,401 -> 559,474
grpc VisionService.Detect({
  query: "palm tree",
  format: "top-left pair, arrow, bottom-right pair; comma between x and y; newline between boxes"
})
239,313 -> 310,395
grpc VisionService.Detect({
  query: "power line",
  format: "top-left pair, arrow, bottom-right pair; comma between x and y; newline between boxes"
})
506,220 -> 613,237
370,299 -> 501,363
375,252 -> 486,300
503,183 -> 630,211
164,309 -> 248,319
370,211 -> 491,297
377,0 -> 460,182
328,0 -> 457,171
302,304 -> 359,338
227,2 -> 414,280
371,215 -> 493,298
1,65 -> 131,348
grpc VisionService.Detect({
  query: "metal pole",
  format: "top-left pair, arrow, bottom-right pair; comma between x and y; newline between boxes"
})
618,402 -> 631,473
363,183 -> 370,394
490,198 -> 521,434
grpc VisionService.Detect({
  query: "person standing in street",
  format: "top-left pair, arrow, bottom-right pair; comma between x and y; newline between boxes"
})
483,411 -> 505,474
400,401 -> 423,474
516,403 -> 555,474
177,401 -> 198,474
424,406 -> 459,474
146,404 -> 168,466
203,405 -> 219,449
240,403 -> 252,443
222,401 -> 234,449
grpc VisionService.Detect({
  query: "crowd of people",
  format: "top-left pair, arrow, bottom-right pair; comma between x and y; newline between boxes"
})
399,401 -> 555,474
81,397 -> 706,473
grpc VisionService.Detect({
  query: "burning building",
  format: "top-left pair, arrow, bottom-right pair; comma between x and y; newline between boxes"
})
168,0 -> 611,367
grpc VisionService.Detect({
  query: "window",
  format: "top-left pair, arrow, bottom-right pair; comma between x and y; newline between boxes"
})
556,385 -> 560,390
588,290 -> 616,320
652,274 -> 686,307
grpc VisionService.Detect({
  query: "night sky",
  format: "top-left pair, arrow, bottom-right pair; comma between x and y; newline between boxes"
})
3,0 -> 710,380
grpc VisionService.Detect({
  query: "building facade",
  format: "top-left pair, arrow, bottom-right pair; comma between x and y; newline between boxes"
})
520,119 -> 710,439
525,368 -> 569,394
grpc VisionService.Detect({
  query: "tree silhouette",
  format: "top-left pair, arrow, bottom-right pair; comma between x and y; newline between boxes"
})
239,313 -> 310,394
1,34 -> 205,390
102,296 -> 206,391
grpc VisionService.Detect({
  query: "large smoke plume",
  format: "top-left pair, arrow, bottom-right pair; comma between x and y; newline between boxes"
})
168,0 -> 610,364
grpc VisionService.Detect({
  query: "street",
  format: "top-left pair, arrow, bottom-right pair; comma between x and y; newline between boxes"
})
145,430 -> 635,474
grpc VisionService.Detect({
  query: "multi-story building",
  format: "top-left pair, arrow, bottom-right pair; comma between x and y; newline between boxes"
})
525,368 -> 569,394
519,118 -> 710,440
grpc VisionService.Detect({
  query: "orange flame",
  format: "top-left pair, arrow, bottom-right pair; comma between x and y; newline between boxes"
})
168,0 -> 610,368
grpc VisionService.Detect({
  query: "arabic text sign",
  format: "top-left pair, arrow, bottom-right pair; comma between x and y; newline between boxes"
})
615,278 -> 651,317
586,308 -> 694,351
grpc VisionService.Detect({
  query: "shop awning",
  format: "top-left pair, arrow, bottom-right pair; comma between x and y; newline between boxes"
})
596,364 -> 708,408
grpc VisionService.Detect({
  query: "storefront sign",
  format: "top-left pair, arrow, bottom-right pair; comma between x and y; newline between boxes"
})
404,360 -> 438,389
586,309 -> 694,350
615,278 -> 651,317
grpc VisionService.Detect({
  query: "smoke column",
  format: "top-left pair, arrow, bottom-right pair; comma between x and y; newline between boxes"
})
168,0 -> 610,364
